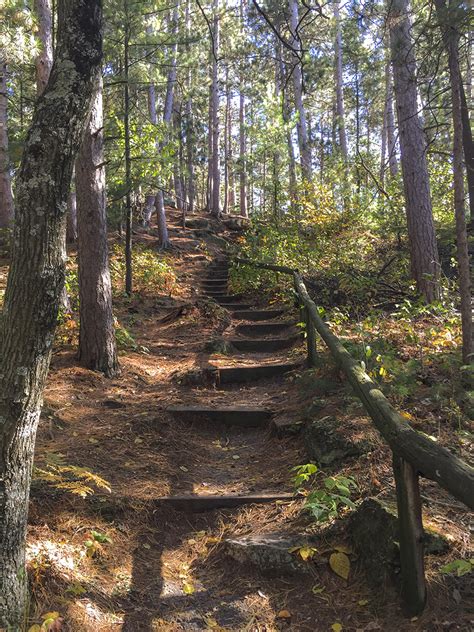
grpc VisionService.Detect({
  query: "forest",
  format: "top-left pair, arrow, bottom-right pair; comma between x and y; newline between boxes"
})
0,0 -> 473,630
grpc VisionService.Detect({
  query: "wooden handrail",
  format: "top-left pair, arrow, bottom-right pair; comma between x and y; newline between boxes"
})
232,255 -> 474,615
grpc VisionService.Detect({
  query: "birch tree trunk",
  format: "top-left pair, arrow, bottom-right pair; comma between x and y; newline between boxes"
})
210,0 -> 221,217
388,0 -> 440,302
0,58 -> 14,228
434,0 -> 472,362
0,1 -> 102,626
76,76 -> 119,377
333,0 -> 348,162
289,0 -> 312,180
155,2 -> 179,247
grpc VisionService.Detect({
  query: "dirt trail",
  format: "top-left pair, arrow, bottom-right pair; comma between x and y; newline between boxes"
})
24,209 -> 472,632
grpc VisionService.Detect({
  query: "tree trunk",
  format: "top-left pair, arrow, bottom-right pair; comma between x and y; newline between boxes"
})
0,1 -> 102,626
388,0 -> 440,302
156,2 -> 179,247
34,0 -> 53,95
0,58 -> 14,228
185,0 -> 195,214
210,0 -> 220,217
239,89 -> 247,217
66,187 -> 77,243
385,56 -> 398,178
434,0 -> 472,363
460,84 -> 474,233
143,70 -> 157,226
289,0 -> 312,180
76,76 -> 119,377
333,0 -> 348,162
124,2 -> 133,293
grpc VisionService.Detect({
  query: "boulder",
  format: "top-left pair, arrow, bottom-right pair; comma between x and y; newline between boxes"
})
304,416 -> 369,466
349,498 -> 451,588
185,217 -> 210,229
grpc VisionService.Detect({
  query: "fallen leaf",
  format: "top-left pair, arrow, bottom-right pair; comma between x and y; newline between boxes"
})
182,581 -> 195,595
358,599 -> 369,606
331,623 -> 343,632
277,610 -> 291,619
329,551 -> 350,580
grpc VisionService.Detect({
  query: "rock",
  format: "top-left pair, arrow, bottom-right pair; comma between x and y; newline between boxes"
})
349,498 -> 451,588
304,416 -> 368,466
205,233 -> 229,249
271,415 -> 303,437
185,217 -> 210,229
203,338 -> 235,354
224,533 -> 318,574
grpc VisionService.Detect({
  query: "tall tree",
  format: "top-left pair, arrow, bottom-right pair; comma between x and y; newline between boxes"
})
289,0 -> 312,180
434,0 -> 472,363
210,0 -> 221,217
333,0 -> 348,162
33,0 -> 53,94
76,76 -> 119,376
0,0 -> 102,625
0,57 -> 14,227
388,0 -> 440,302
155,2 -> 179,247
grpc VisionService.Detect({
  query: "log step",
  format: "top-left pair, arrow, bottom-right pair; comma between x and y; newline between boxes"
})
167,406 -> 273,427
236,322 -> 296,336
202,279 -> 229,285
214,294 -> 243,303
222,303 -> 253,310
217,362 -> 300,384
154,493 -> 294,512
232,309 -> 285,321
229,336 -> 300,352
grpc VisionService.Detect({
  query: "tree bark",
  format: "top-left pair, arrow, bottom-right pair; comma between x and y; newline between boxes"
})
66,187 -> 77,243
289,0 -> 312,180
0,1 -> 102,626
76,76 -> 119,377
34,0 -> 53,95
210,0 -> 221,217
388,0 -> 440,302
434,0 -> 472,363
123,1 -> 133,294
239,89 -> 248,218
333,0 -> 348,162
155,2 -> 179,247
185,0 -> 195,214
0,58 -> 14,228
143,50 -> 157,226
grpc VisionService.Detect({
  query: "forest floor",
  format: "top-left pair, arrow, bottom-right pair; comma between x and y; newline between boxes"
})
0,209 -> 472,631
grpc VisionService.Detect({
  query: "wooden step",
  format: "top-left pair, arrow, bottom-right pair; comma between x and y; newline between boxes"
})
236,322 -> 296,336
217,361 -> 300,384
202,279 -> 229,285
202,274 -> 229,283
154,493 -> 294,512
214,294 -> 243,303
222,303 -> 253,310
167,406 -> 273,427
229,336 -> 300,352
232,309 -> 285,321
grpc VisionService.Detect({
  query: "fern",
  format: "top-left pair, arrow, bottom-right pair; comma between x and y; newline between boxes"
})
34,453 -> 111,498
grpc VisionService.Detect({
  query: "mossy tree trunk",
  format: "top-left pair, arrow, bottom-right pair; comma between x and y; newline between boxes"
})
0,1 -> 102,627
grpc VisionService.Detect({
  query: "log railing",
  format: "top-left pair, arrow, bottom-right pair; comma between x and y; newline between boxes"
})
233,257 -> 474,615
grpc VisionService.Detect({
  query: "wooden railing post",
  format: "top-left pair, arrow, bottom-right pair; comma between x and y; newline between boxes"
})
305,309 -> 318,368
393,454 -> 427,616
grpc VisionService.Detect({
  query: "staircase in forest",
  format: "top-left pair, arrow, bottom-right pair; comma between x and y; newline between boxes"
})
160,254 -> 304,510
